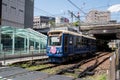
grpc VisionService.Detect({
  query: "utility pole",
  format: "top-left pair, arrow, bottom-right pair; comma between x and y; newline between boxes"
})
68,10 -> 80,27
67,0 -> 86,31
68,10 -> 74,23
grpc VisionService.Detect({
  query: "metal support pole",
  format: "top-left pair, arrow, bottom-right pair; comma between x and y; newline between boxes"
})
12,29 -> 15,54
3,50 -> 6,65
34,41 -> 36,53
109,53 -> 116,80
39,41 -> 41,53
32,51 -> 33,64
109,57 -> 112,80
116,48 -> 119,70
27,36 -> 29,54
116,46 -> 120,80
24,38 -> 26,53
0,27 -> 1,53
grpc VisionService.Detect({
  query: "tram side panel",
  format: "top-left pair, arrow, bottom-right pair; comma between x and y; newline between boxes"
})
46,30 -> 97,63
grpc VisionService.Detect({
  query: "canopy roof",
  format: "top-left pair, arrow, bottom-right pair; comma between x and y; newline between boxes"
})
1,26 -> 47,44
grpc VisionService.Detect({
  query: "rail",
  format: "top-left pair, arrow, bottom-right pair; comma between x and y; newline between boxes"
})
55,52 -> 109,75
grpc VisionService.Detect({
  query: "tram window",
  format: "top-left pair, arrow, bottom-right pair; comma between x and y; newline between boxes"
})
76,37 -> 82,48
76,37 -> 79,47
64,36 -> 68,45
85,38 -> 87,45
86,39 -> 88,45
69,37 -> 73,45
83,38 -> 85,45
64,36 -> 68,52
48,36 -> 61,46
75,37 -> 78,47
82,38 -> 84,45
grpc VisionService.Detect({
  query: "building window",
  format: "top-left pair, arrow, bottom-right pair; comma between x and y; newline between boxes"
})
2,3 -> 7,6
10,6 -> 16,15
11,6 -> 16,9
19,9 -> 23,12
2,3 -> 7,12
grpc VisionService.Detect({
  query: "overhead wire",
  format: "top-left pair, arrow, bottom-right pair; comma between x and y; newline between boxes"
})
67,0 -> 86,15
34,0 -> 120,22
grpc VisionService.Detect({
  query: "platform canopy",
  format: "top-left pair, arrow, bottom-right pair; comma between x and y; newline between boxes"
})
0,26 -> 47,55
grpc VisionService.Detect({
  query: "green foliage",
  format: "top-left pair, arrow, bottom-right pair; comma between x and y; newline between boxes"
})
82,74 -> 107,80
49,21 -> 55,26
73,21 -> 80,26
20,63 -> 30,68
98,74 -> 106,80
91,74 -> 107,80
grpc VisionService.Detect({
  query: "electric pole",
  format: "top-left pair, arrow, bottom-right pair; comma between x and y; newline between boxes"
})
68,10 -> 80,27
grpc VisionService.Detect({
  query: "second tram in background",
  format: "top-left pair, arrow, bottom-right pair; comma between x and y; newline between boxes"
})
46,29 -> 97,63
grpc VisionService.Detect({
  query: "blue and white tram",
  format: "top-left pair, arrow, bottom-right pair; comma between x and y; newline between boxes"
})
46,30 -> 97,63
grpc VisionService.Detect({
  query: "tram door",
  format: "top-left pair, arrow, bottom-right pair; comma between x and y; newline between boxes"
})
64,36 -> 68,53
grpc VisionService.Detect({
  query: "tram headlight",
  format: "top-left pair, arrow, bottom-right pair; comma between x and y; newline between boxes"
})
57,51 -> 59,54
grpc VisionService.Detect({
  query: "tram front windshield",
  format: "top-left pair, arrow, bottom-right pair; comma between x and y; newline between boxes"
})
48,36 -> 61,46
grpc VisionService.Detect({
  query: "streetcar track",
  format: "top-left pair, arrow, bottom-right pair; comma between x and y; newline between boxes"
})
7,52 -> 112,79
54,52 -> 110,75
77,55 -> 111,78
34,64 -> 61,71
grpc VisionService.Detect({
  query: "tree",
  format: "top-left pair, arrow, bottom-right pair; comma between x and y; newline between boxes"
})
49,21 -> 55,27
73,21 -> 80,27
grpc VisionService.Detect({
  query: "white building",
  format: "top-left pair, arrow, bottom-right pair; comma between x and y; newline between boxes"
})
86,10 -> 111,24
33,16 -> 55,29
55,16 -> 69,25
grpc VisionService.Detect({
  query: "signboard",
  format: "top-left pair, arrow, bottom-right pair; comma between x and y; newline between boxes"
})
51,37 -> 59,42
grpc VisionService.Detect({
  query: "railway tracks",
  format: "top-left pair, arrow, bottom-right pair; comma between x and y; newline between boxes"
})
26,52 -> 111,75
78,55 -> 110,78
9,52 -> 112,79
53,52 -> 112,78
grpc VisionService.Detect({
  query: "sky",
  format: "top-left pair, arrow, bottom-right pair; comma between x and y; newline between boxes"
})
34,0 -> 120,22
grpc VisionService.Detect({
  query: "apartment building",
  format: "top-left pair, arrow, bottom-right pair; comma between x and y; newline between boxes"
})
86,10 -> 111,24
33,16 -> 55,29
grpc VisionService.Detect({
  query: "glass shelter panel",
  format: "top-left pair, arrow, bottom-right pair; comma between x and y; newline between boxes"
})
0,26 -> 47,58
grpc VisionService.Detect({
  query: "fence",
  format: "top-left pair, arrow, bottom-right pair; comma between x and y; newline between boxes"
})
108,48 -> 120,80
0,48 -> 46,65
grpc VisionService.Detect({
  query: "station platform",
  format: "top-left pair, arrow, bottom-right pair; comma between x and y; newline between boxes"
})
0,67 -> 75,80
0,55 -> 48,66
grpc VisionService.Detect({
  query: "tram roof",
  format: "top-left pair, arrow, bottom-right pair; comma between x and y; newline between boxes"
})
48,30 -> 96,40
